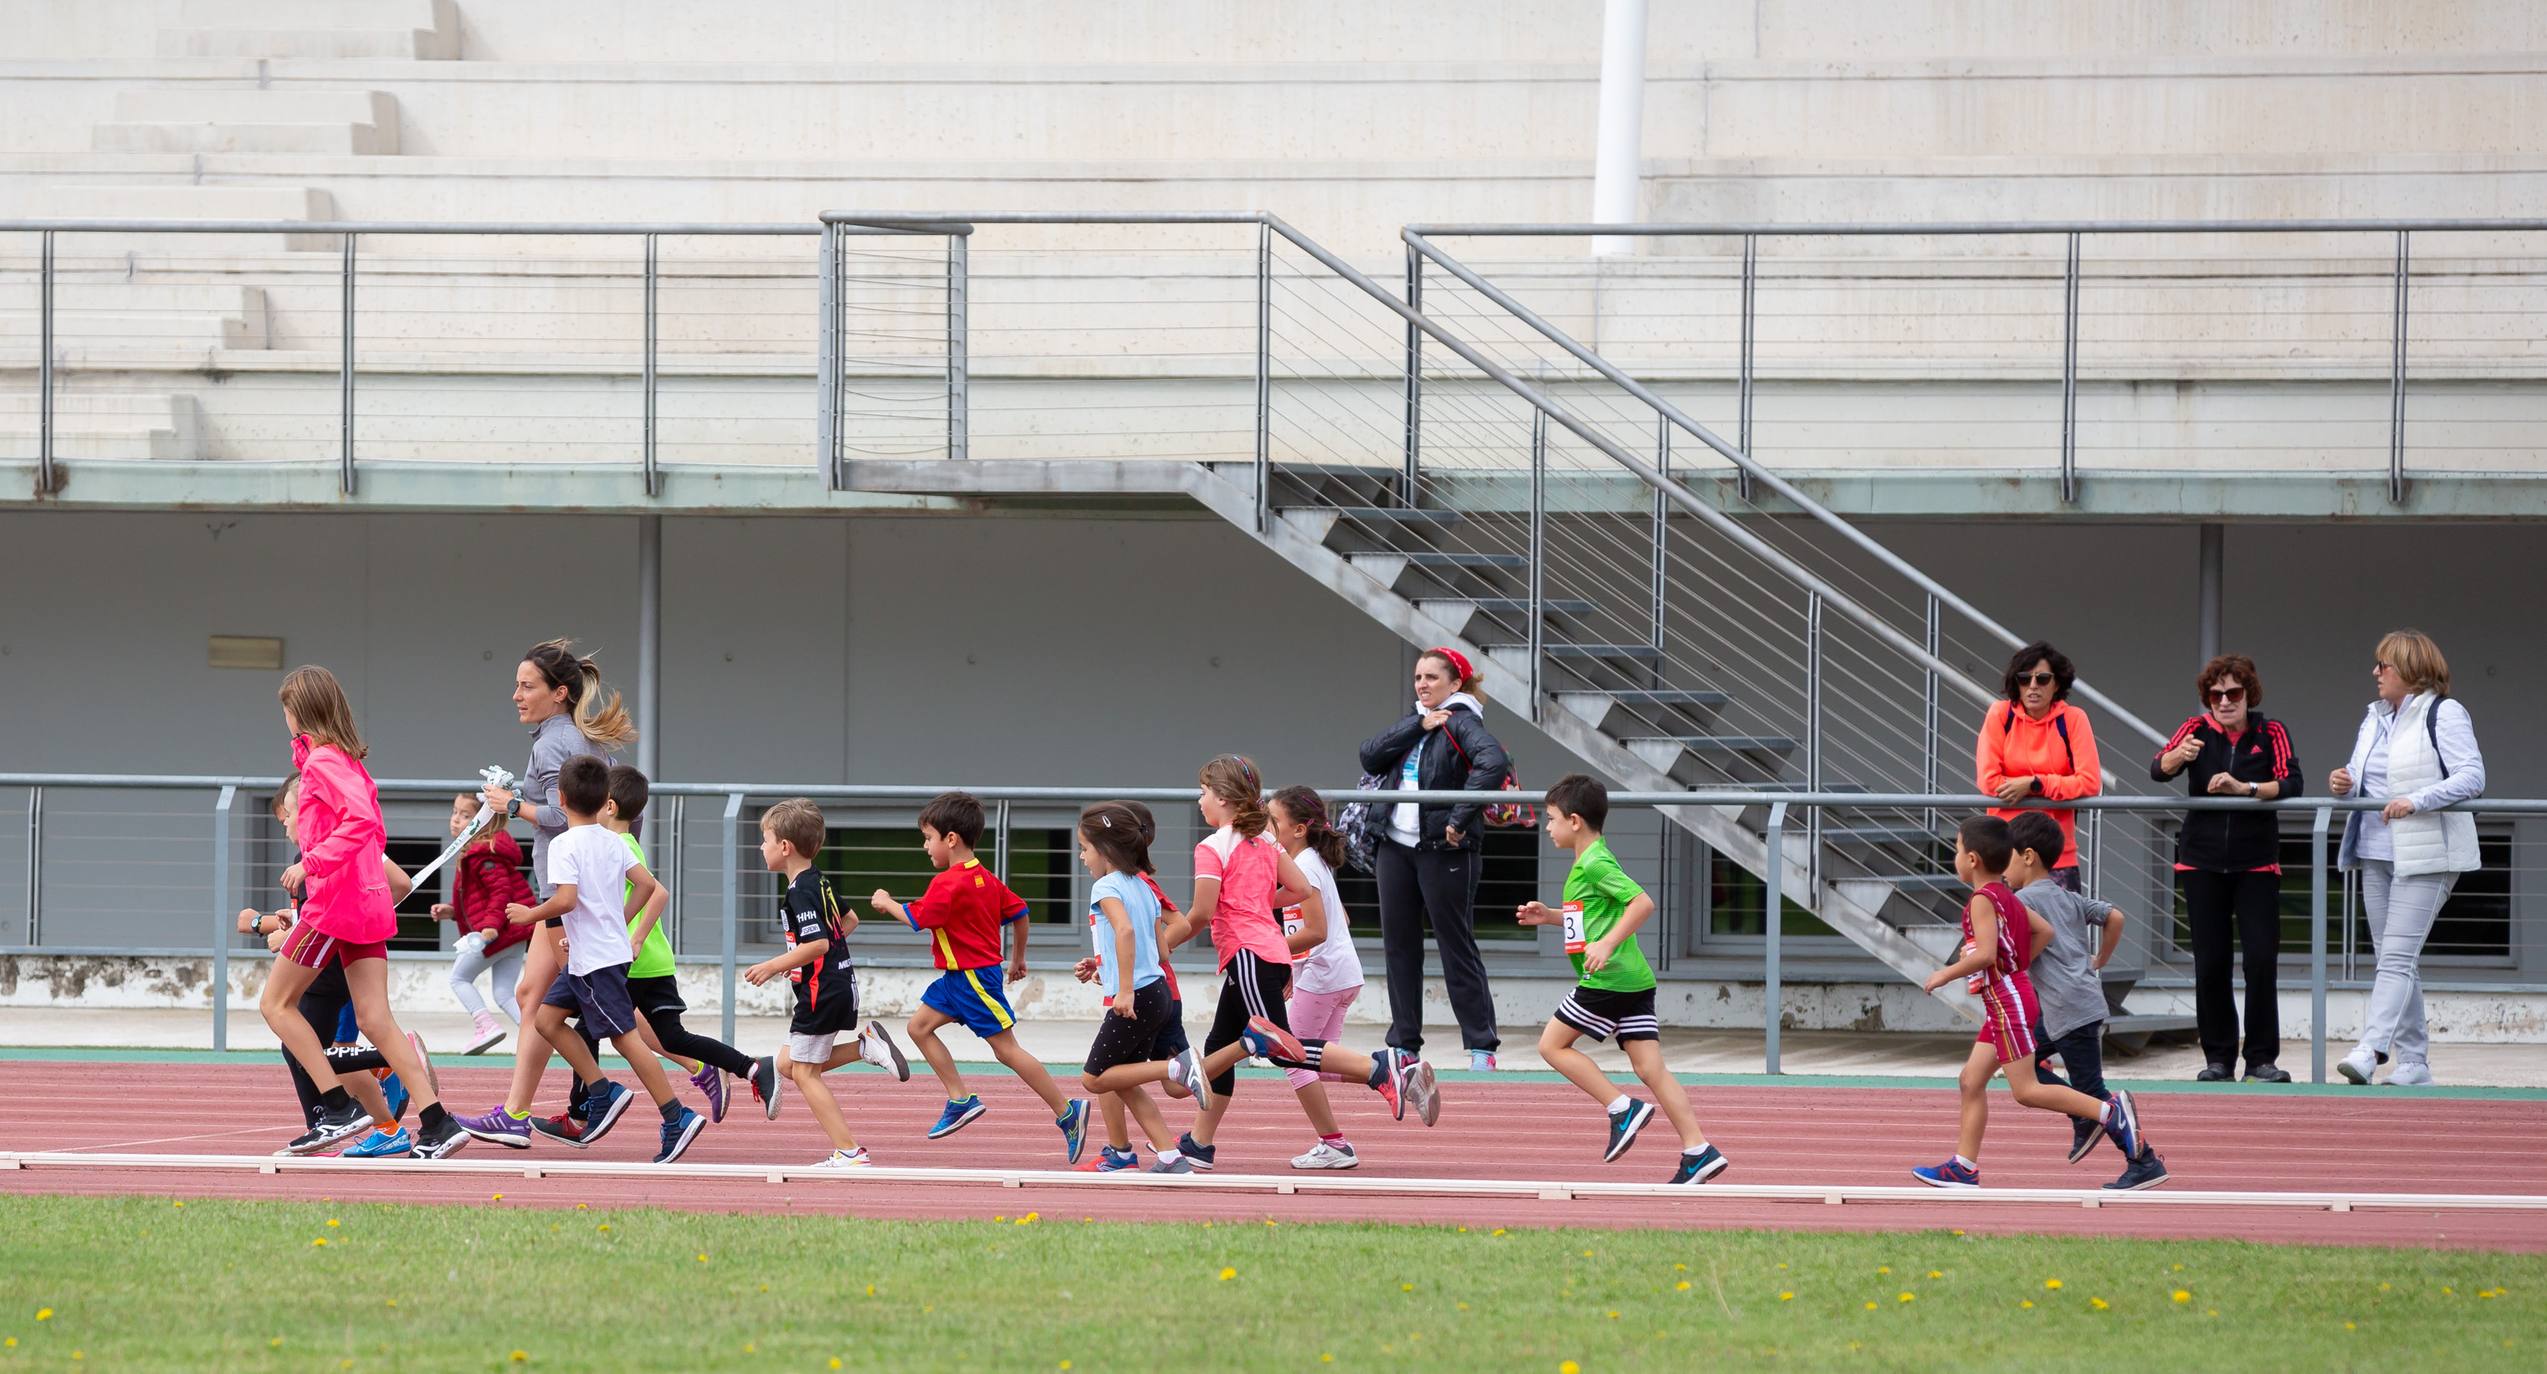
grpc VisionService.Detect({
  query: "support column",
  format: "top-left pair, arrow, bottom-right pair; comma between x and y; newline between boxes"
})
2197,523 -> 2224,662
636,515 -> 663,849
1591,0 -> 1648,257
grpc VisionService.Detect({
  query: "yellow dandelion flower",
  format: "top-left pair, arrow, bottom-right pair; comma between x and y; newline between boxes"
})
326,1218 -> 340,1228
2480,1291 -> 2498,1301
172,1201 -> 183,1208
1581,1249 -> 1596,1258
1401,1283 -> 1413,1294
1777,1291 -> 1794,1302
1322,1356 -> 1334,1365
509,1353 -> 527,1364
1492,1228 -> 1508,1237
1876,1266 -> 1891,1276
2044,1279 -> 2063,1291
2207,1309 -> 2219,1317
2090,1297 -> 2110,1311
1898,1293 -> 1915,1304
2344,1322 -> 2357,1331
36,1310 -> 53,1322
312,1238 -> 329,1248
1927,1270 -> 1943,1280
70,1353 -> 83,1362
386,1299 -> 397,1309
1457,1302 -> 1470,1312
3,1339 -> 14,1349
269,1339 -> 282,1349
1559,1363 -> 1580,1374
830,1359 -> 843,1370
597,1224 -> 610,1233
575,1204 -> 587,1210
1776,1262 -> 1788,1270
492,1194 -> 503,1201
1863,1301 -> 1878,1311
1674,1262 -> 1688,1272
2172,1290 -> 2191,1304
864,1285 -> 876,1297
1217,1267 -> 1237,1282
2020,1300 -> 2035,1310
743,1343 -> 756,1354
1061,1363 -> 1073,1371
2377,1281 -> 2390,1292
1675,1281 -> 1692,1292
2443,1286 -> 2456,1295
2171,1263 -> 2184,1272
1606,1310 -> 1619,1321
1952,1229 -> 1965,1236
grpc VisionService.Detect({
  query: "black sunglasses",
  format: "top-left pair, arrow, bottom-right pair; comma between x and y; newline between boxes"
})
2016,671 -> 2059,687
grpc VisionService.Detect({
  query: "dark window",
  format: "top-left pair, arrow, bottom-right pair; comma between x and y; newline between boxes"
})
2162,827 -> 2513,964
817,824 -> 1073,933
1706,851 -> 1838,939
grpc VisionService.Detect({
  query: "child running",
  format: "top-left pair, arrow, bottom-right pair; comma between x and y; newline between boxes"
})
1075,799 -> 1196,1172
429,790 -> 534,1055
1068,802 -> 1213,1172
1516,774 -> 1728,1183
1910,815 -> 2155,1190
1267,785 -> 1372,1170
1151,757 -> 1436,1175
456,755 -> 706,1163
747,797 -> 909,1169
257,666 -> 468,1159
871,790 -> 1089,1162
2006,811 -> 2166,1189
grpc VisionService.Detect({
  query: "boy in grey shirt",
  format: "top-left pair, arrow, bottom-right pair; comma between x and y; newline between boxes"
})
2007,813 -> 2162,1190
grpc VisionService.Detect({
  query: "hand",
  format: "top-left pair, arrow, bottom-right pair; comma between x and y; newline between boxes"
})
1516,900 -> 1554,926
236,908 -> 261,935
1420,709 -> 1451,731
2329,767 -> 2354,797
1006,956 -> 1028,983
557,938 -> 569,959
264,929 -> 288,952
2163,737 -> 2203,771
1110,991 -> 1136,1019
1991,777 -> 2035,805
2205,772 -> 2248,797
2383,797 -> 2416,822
483,786 -> 517,815
1443,826 -> 1465,846
279,862 -> 306,896
430,902 -> 457,921
743,961 -> 772,987
869,889 -> 895,914
1922,968 -> 1952,994
504,902 -> 536,925
1072,956 -> 1102,984
1582,938 -> 1614,974
2090,953 -> 2112,972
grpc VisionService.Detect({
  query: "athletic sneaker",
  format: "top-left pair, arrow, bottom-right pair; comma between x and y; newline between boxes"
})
1168,1048 -> 1215,1110
2337,1044 -> 2383,1085
413,1114 -> 471,1160
295,1102 -> 374,1155
1469,1050 -> 1498,1073
529,1114 -> 591,1148
1148,1153 -> 1197,1175
860,1021 -> 911,1081
2244,1061 -> 2293,1084
1376,1047 -> 1413,1122
340,1127 -> 413,1159
2386,1062 -> 2435,1087
377,1071 -> 409,1124
1057,1099 -> 1090,1164
654,1106 -> 706,1164
1604,1099 -> 1658,1163
454,1106 -> 533,1149
928,1096 -> 987,1139
1291,1140 -> 1359,1171
1911,1158 -> 1981,1189
2068,1115 -> 2100,1164
1079,1145 -> 1139,1173
750,1055 -> 783,1119
1148,1132 -> 1215,1174
2099,1089 -> 2146,1160
1239,1014 -> 1306,1064
1668,1144 -> 1730,1185
690,1063 -> 729,1124
403,1032 -> 440,1101
2106,1150 -> 2170,1191
1398,1057 -> 1442,1127
464,1011 -> 507,1056
579,1081 -> 636,1145
812,1147 -> 873,1170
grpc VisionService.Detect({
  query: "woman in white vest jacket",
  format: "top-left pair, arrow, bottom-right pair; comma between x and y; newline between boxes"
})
2328,629 -> 2485,1087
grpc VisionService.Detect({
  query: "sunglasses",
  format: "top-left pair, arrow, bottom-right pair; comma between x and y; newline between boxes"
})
2207,687 -> 2247,705
2372,661 -> 2395,674
2016,671 -> 2059,687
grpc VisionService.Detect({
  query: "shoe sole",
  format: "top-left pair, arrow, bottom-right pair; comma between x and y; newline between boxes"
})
866,1022 -> 912,1082
1675,1152 -> 1731,1185
413,1130 -> 471,1160
1911,1171 -> 1980,1190
459,1122 -> 533,1150
2337,1060 -> 2372,1085
1243,1015 -> 1307,1063
1605,1101 -> 1655,1163
928,1102 -> 987,1139
654,1115 -> 707,1165
342,1138 -> 414,1159
2106,1160 -> 2171,1192
1401,1061 -> 1442,1128
1061,1103 -> 1089,1165
581,1089 -> 637,1146
1292,1153 -> 1360,1171
758,1061 -> 784,1121
297,1115 -> 375,1155
463,1032 -> 507,1056
2067,1130 -> 2099,1165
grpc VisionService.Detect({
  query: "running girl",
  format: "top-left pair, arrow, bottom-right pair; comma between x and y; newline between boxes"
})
1267,785 -> 1371,1169
1070,802 -> 1212,1172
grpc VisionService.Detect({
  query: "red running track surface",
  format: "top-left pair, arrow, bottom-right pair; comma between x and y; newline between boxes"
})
3,1060 -> 2540,1252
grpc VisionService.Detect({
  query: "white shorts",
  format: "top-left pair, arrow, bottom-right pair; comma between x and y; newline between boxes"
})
788,1031 -> 840,1062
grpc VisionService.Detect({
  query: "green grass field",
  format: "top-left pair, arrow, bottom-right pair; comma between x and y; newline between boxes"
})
1,1196 -> 2538,1371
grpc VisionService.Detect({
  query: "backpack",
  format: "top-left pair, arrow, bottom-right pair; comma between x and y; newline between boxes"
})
2001,700 -> 2075,773
1336,770 -> 1388,874
1483,770 -> 1538,830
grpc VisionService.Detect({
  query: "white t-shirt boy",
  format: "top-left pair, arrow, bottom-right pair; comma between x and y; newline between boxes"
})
546,822 -> 637,976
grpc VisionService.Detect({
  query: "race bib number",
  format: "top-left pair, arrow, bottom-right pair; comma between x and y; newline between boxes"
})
1961,939 -> 1984,994
1281,904 -> 1305,938
1561,902 -> 1587,955
1089,910 -> 1107,958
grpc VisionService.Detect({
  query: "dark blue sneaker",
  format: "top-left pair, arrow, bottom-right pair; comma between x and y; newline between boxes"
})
2106,1150 -> 2170,1191
2100,1089 -> 2145,1160
1148,1131 -> 1215,1174
579,1080 -> 635,1146
928,1095 -> 986,1139
340,1126 -> 413,1159
1086,1145 -> 1139,1173
1604,1099 -> 1656,1163
1911,1158 -> 1980,1189
378,1072 -> 408,1123
1668,1144 -> 1729,1185
1239,1015 -> 1306,1063
2068,1115 -> 2100,1164
654,1106 -> 705,1164
1056,1099 -> 1090,1164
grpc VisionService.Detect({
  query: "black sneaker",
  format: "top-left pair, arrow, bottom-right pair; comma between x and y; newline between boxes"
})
1667,1144 -> 1730,1185
2105,1150 -> 2170,1191
413,1115 -> 472,1161
751,1055 -> 783,1120
295,1102 -> 373,1155
1604,1100 -> 1656,1163
2194,1062 -> 2232,1082
2243,1062 -> 2292,1084
1173,1131 -> 1216,1173
2067,1115 -> 2100,1164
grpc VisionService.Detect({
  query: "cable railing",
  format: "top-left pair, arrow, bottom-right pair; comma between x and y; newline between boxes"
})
3,773 -> 2540,1083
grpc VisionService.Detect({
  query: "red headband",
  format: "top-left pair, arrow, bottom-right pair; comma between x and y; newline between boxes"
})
1425,646 -> 1474,683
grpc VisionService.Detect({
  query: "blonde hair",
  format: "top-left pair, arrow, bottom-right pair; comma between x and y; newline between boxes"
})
278,666 -> 367,759
2376,629 -> 2451,696
1199,754 -> 1269,838
761,797 -> 826,860
524,638 -> 638,752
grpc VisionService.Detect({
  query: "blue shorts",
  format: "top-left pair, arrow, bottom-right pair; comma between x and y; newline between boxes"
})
332,1003 -> 361,1045
542,962 -> 641,1039
920,964 -> 1018,1039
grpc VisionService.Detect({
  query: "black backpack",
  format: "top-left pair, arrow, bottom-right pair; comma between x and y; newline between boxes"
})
1336,771 -> 1388,874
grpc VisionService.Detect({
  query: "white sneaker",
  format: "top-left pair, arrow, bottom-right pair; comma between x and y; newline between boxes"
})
2386,1062 -> 2436,1086
812,1148 -> 873,1170
1468,1050 -> 1498,1073
858,1021 -> 912,1082
1290,1140 -> 1360,1170
464,1013 -> 506,1056
2336,1044 -> 2380,1085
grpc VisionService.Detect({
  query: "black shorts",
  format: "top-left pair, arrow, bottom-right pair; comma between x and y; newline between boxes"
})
626,973 -> 685,1018
542,962 -> 641,1038
789,986 -> 862,1040
1150,998 -> 1190,1059
1552,985 -> 1659,1043
1082,979 -> 1174,1076
1201,950 -> 1292,1096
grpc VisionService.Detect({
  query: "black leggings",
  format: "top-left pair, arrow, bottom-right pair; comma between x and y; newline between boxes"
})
1201,950 -> 1293,1098
284,974 -> 353,1127
2183,867 -> 2282,1069
646,1007 -> 755,1078
1375,840 -> 1497,1055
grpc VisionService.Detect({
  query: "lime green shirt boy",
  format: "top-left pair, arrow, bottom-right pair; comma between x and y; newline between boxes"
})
620,832 -> 675,979
1561,836 -> 1656,993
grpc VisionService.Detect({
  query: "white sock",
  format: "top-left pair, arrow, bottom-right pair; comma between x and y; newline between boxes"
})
1606,1095 -> 1632,1116
2098,1101 -> 2114,1123
1683,1144 -> 1709,1157
1952,1154 -> 1976,1171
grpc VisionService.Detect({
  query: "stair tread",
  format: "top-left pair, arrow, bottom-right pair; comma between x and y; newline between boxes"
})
1436,597 -> 1597,614
1626,734 -> 1800,751
1543,642 -> 1664,659
1296,505 -> 1461,524
1353,551 -> 1526,570
1866,872 -> 1968,891
1821,824 -> 1941,845
1562,689 -> 1731,706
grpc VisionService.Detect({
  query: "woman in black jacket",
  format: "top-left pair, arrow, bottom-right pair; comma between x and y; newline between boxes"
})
1358,647 -> 1511,1070
2151,653 -> 2300,1083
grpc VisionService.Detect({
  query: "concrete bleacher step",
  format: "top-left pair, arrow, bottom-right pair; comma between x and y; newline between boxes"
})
29,187 -> 340,252
0,393 -> 201,460
159,0 -> 458,61
94,122 -> 397,156
96,90 -> 401,156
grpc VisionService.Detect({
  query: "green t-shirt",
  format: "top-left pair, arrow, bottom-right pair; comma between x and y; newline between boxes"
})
620,832 -> 675,980
1562,836 -> 1655,993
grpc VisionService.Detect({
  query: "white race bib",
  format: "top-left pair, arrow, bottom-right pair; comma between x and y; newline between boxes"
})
1089,909 -> 1108,958
1561,901 -> 1587,955
1961,939 -> 1984,993
1281,904 -> 1305,938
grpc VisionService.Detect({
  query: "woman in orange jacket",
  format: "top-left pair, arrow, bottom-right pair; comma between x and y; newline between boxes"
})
1974,641 -> 2102,891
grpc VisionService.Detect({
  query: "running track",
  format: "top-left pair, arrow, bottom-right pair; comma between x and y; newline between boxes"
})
3,1060 -> 2541,1252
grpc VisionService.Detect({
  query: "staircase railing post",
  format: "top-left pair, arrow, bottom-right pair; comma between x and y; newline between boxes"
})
37,229 -> 54,495
2388,229 -> 2411,505
1402,240 -> 1422,507
1254,219 -> 1272,534
720,789 -> 745,1045
1763,801 -> 1787,1075
2059,230 -> 2080,504
1921,594 -> 1941,841
2310,804 -> 2333,1084
642,231 -> 659,495
22,785 -> 39,945
1803,593 -> 1822,892
1528,407 -> 1547,722
1650,416 -> 1668,663
947,232 -> 969,461
211,785 -> 237,1052
1736,232 -> 1756,502
817,223 -> 842,488
340,231 -> 357,495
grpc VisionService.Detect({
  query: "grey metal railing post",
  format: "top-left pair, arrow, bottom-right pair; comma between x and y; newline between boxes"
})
211,785 -> 237,1052
23,785 -> 40,944
1401,241 -> 1422,507
1921,595 -> 1941,839
994,799 -> 1011,884
2309,804 -> 2332,1083
2059,230 -> 2081,504
1650,416 -> 1668,658
36,230 -> 54,495
1803,593 -> 1822,890
2388,229 -> 2411,505
947,233 -> 968,461
816,223 -> 842,488
1763,800 -> 1787,1074
1735,232 -> 1756,502
1253,219 -> 1272,534
339,232 -> 357,495
1528,407 -> 1547,722
719,789 -> 744,1044
641,232 -> 659,496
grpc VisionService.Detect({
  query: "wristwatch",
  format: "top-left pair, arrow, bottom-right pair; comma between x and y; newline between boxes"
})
505,797 -> 522,819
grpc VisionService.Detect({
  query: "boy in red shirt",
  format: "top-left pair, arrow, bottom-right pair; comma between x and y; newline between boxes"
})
1911,816 -> 2160,1190
872,790 -> 1091,1162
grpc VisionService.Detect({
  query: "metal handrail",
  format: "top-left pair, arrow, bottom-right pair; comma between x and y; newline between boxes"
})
1402,217 -> 2547,236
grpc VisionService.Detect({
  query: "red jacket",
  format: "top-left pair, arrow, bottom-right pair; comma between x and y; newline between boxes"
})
1974,699 -> 2103,869
291,735 -> 397,943
453,831 -> 535,954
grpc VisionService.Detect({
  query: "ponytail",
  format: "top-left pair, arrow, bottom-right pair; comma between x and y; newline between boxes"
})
1199,754 -> 1269,839
1270,785 -> 1346,869
525,637 -> 638,752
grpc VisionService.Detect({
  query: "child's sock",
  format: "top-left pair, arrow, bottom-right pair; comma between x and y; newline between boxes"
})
320,1086 -> 353,1113
1321,1132 -> 1347,1146
419,1103 -> 450,1133
1365,1060 -> 1388,1089
659,1098 -> 683,1122
1683,1143 -> 1710,1156
1605,1095 -> 1632,1116
502,1105 -> 531,1121
1952,1154 -> 1977,1171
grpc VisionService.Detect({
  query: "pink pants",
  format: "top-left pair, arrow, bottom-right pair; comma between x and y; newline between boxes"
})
1284,983 -> 1361,1089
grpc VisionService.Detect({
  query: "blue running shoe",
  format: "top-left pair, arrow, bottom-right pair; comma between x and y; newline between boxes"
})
1057,1099 -> 1089,1164
1089,1145 -> 1139,1173
340,1126 -> 413,1159
654,1106 -> 705,1164
378,1072 -> 408,1123
2105,1150 -> 2170,1191
1239,1015 -> 1305,1064
2100,1088 -> 2145,1160
1668,1144 -> 1730,1185
928,1096 -> 986,1139
579,1081 -> 635,1146
1911,1158 -> 1981,1189
1604,1099 -> 1657,1163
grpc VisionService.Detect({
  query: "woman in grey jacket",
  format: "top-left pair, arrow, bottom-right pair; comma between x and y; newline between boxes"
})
2329,629 -> 2485,1087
